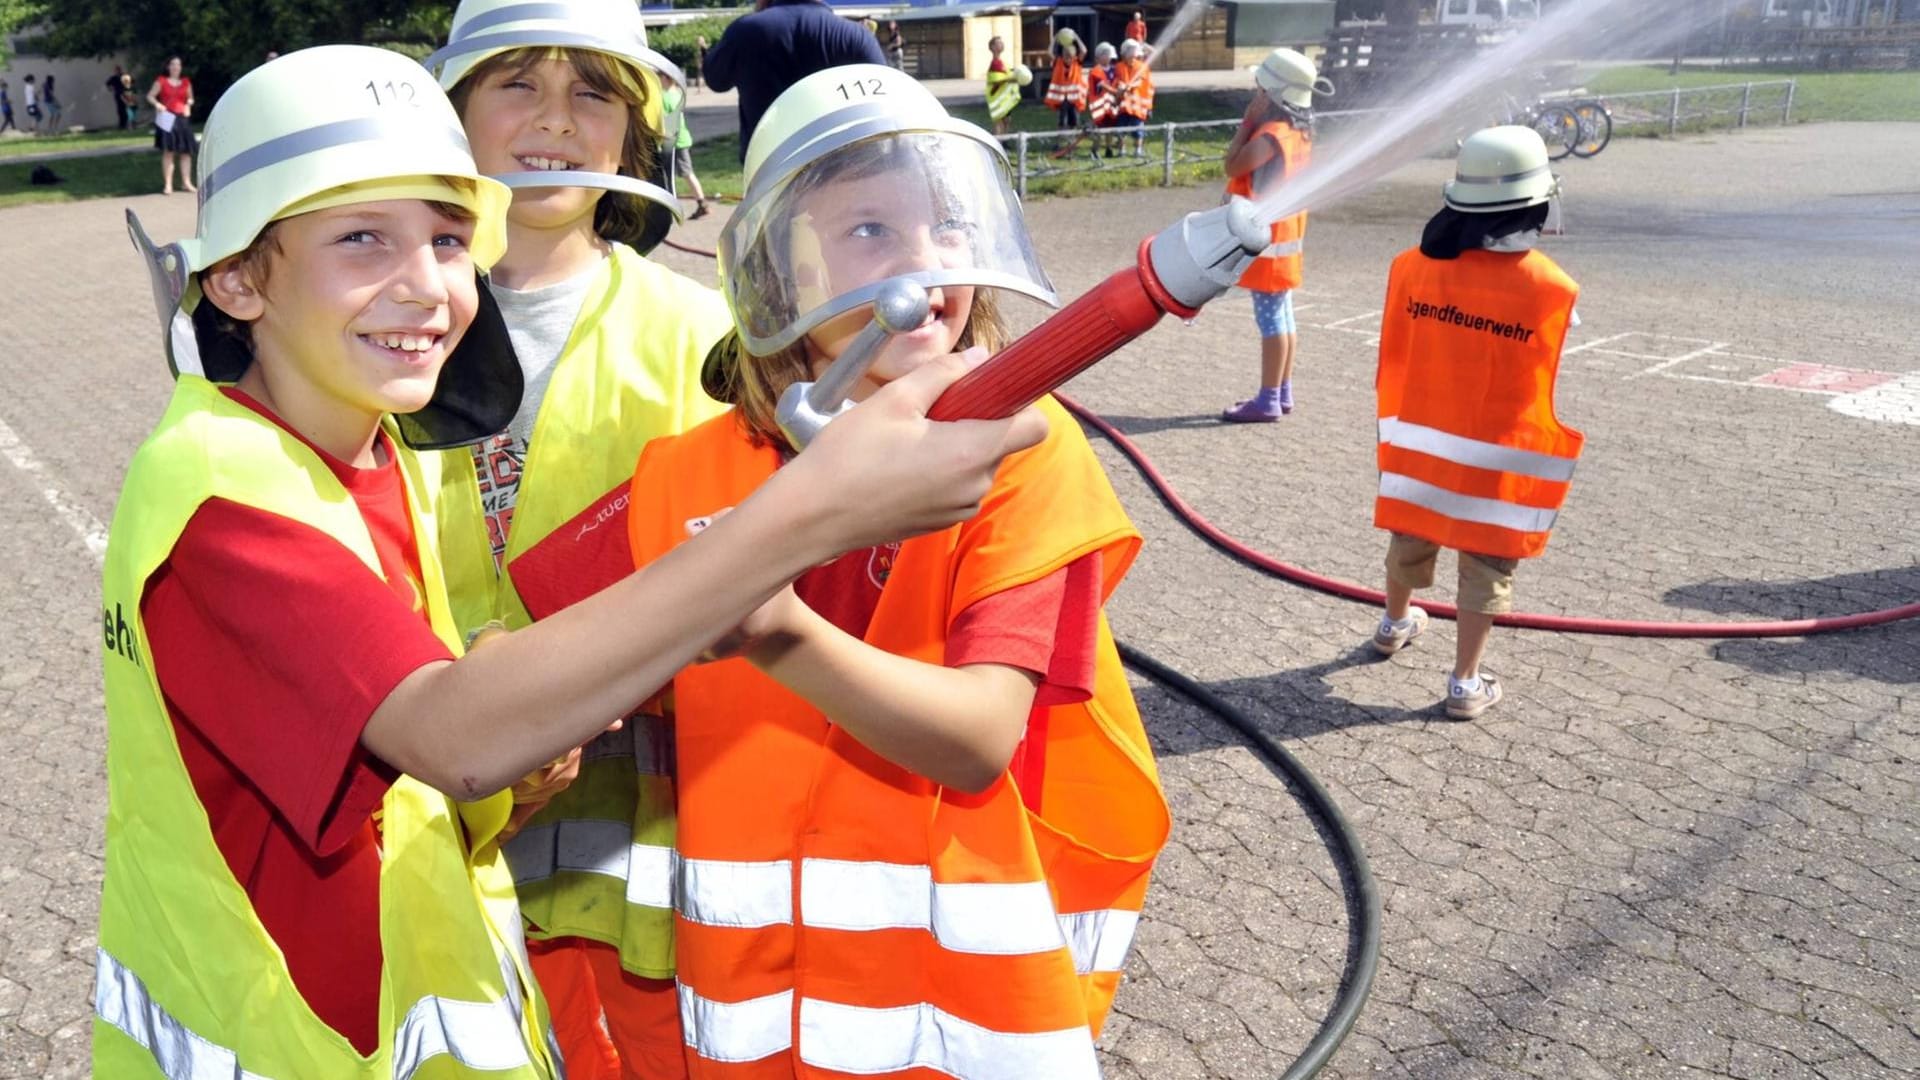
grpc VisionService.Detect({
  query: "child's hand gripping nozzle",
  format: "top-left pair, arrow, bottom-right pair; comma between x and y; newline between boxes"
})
926,196 -> 1268,422
776,279 -> 931,451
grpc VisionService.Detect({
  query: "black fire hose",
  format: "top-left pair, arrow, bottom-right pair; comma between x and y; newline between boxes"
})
1117,643 -> 1381,1080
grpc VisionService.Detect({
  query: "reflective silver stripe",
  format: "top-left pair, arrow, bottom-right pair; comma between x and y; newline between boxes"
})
801,859 -> 1068,956
1058,908 -> 1140,975
678,985 -> 794,1063
678,857 -> 793,928
798,998 -> 1100,1079
1261,239 -> 1304,258
1379,471 -> 1559,534
201,117 -> 473,202
1378,416 -> 1577,482
94,947 -> 274,1080
1456,163 -> 1552,184
503,820 -> 677,911
96,945 -> 536,1079
624,844 -> 677,909
392,990 -> 537,1077
579,718 -> 671,776
448,1 -> 587,39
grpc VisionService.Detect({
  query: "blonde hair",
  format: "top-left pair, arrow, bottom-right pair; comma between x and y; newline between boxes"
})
449,46 -> 661,246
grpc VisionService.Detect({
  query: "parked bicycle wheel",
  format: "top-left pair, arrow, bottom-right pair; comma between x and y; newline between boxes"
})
1570,100 -> 1612,158
1531,104 -> 1580,161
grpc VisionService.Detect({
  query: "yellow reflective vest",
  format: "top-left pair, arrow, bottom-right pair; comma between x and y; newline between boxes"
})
430,242 -> 732,978
96,375 -> 558,1079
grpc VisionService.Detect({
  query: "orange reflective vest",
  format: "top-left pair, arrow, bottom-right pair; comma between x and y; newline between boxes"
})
1114,58 -> 1154,120
1045,58 -> 1086,109
1375,247 -> 1583,559
627,398 -> 1169,1079
1228,120 -> 1311,292
1087,65 -> 1119,125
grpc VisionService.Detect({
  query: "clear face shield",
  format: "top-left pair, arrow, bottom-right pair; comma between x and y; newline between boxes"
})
718,130 -> 1056,357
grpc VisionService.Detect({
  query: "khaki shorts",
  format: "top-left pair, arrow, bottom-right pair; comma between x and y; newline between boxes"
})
1386,533 -> 1518,615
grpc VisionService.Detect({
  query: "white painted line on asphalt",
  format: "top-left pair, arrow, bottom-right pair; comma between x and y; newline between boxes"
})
1625,343 -> 1730,381
1321,309 -> 1384,329
1830,372 -> 1920,427
1562,332 -> 1635,356
0,416 -> 108,563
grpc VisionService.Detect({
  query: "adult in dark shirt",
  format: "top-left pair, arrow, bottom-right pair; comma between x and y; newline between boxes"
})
107,65 -> 130,129
705,0 -> 886,159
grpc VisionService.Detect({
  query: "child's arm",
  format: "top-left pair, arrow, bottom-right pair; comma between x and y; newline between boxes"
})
362,352 -> 1046,801
746,591 -> 1037,794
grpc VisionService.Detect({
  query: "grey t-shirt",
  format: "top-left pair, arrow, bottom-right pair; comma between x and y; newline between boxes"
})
468,262 -> 599,563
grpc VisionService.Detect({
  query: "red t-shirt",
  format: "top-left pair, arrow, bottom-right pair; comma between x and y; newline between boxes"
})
793,544 -> 1104,810
153,76 -> 191,115
141,388 -> 454,1055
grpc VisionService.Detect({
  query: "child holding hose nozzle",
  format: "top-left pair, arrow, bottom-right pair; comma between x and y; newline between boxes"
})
1221,47 -> 1332,423
1370,126 -> 1584,720
635,64 -> 1170,1075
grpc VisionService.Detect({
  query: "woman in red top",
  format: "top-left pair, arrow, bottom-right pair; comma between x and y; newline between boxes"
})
145,55 -> 196,195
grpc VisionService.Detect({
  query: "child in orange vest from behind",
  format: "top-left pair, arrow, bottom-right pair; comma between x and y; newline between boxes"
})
1221,48 -> 1331,423
1370,125 -> 1583,720
628,65 -> 1170,1078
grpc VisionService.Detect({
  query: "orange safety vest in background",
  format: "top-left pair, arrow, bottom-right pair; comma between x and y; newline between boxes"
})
1228,120 -> 1311,292
1087,65 -> 1119,125
1375,246 -> 1583,559
1114,58 -> 1154,120
1045,57 -> 1087,109
628,398 -> 1170,1079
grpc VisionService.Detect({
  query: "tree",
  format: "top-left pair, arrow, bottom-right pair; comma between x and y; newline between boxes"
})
25,1 -> 455,103
0,0 -> 48,65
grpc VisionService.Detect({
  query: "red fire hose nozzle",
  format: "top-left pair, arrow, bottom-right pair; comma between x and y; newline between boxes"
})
928,196 -> 1270,422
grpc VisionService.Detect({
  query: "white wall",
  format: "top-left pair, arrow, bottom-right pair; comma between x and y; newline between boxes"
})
2,37 -> 138,132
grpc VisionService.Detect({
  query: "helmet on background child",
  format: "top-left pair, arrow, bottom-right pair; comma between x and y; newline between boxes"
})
716,64 -> 1057,356
126,45 -> 521,450
426,0 -> 684,252
1252,47 -> 1334,115
1445,124 -> 1558,212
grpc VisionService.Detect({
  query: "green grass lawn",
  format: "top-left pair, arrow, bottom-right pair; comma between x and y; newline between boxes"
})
1583,66 -> 1920,123
0,149 -> 160,208
0,129 -> 150,160
691,89 -> 1247,201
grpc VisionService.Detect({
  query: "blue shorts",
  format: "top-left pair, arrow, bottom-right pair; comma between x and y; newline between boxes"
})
1252,289 -> 1295,338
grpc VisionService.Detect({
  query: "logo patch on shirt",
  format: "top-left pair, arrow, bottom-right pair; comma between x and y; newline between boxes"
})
867,542 -> 901,588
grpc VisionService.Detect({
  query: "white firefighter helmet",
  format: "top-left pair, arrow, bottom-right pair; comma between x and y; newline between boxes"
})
1445,125 -> 1558,212
1094,41 -> 1116,63
1251,47 -> 1334,111
425,0 -> 683,252
125,45 -> 522,450
719,63 -> 1056,356
1013,63 -> 1034,87
1053,28 -> 1085,55
1119,39 -> 1142,60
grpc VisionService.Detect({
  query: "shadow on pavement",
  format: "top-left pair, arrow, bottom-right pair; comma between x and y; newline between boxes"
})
1663,567 -> 1920,684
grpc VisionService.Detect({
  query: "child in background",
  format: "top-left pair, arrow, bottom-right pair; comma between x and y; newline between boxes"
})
663,73 -> 713,219
1113,39 -> 1154,159
0,81 -> 15,133
1044,28 -> 1088,133
1087,42 -> 1120,158
985,34 -> 1020,136
639,64 -> 1169,1078
1221,48 -> 1330,423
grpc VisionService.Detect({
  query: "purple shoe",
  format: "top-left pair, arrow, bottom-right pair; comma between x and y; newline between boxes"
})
1221,397 -> 1283,424
1278,380 -> 1294,415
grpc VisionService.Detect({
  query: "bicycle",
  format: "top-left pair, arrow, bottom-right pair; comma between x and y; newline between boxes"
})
1563,97 -> 1612,158
1496,89 -> 1581,161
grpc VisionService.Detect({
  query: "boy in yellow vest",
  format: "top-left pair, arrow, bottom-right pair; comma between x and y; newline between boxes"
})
100,45 -> 1043,1079
1369,126 -> 1583,720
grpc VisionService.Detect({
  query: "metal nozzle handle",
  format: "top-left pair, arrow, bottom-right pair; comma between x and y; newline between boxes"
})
778,278 -> 931,451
